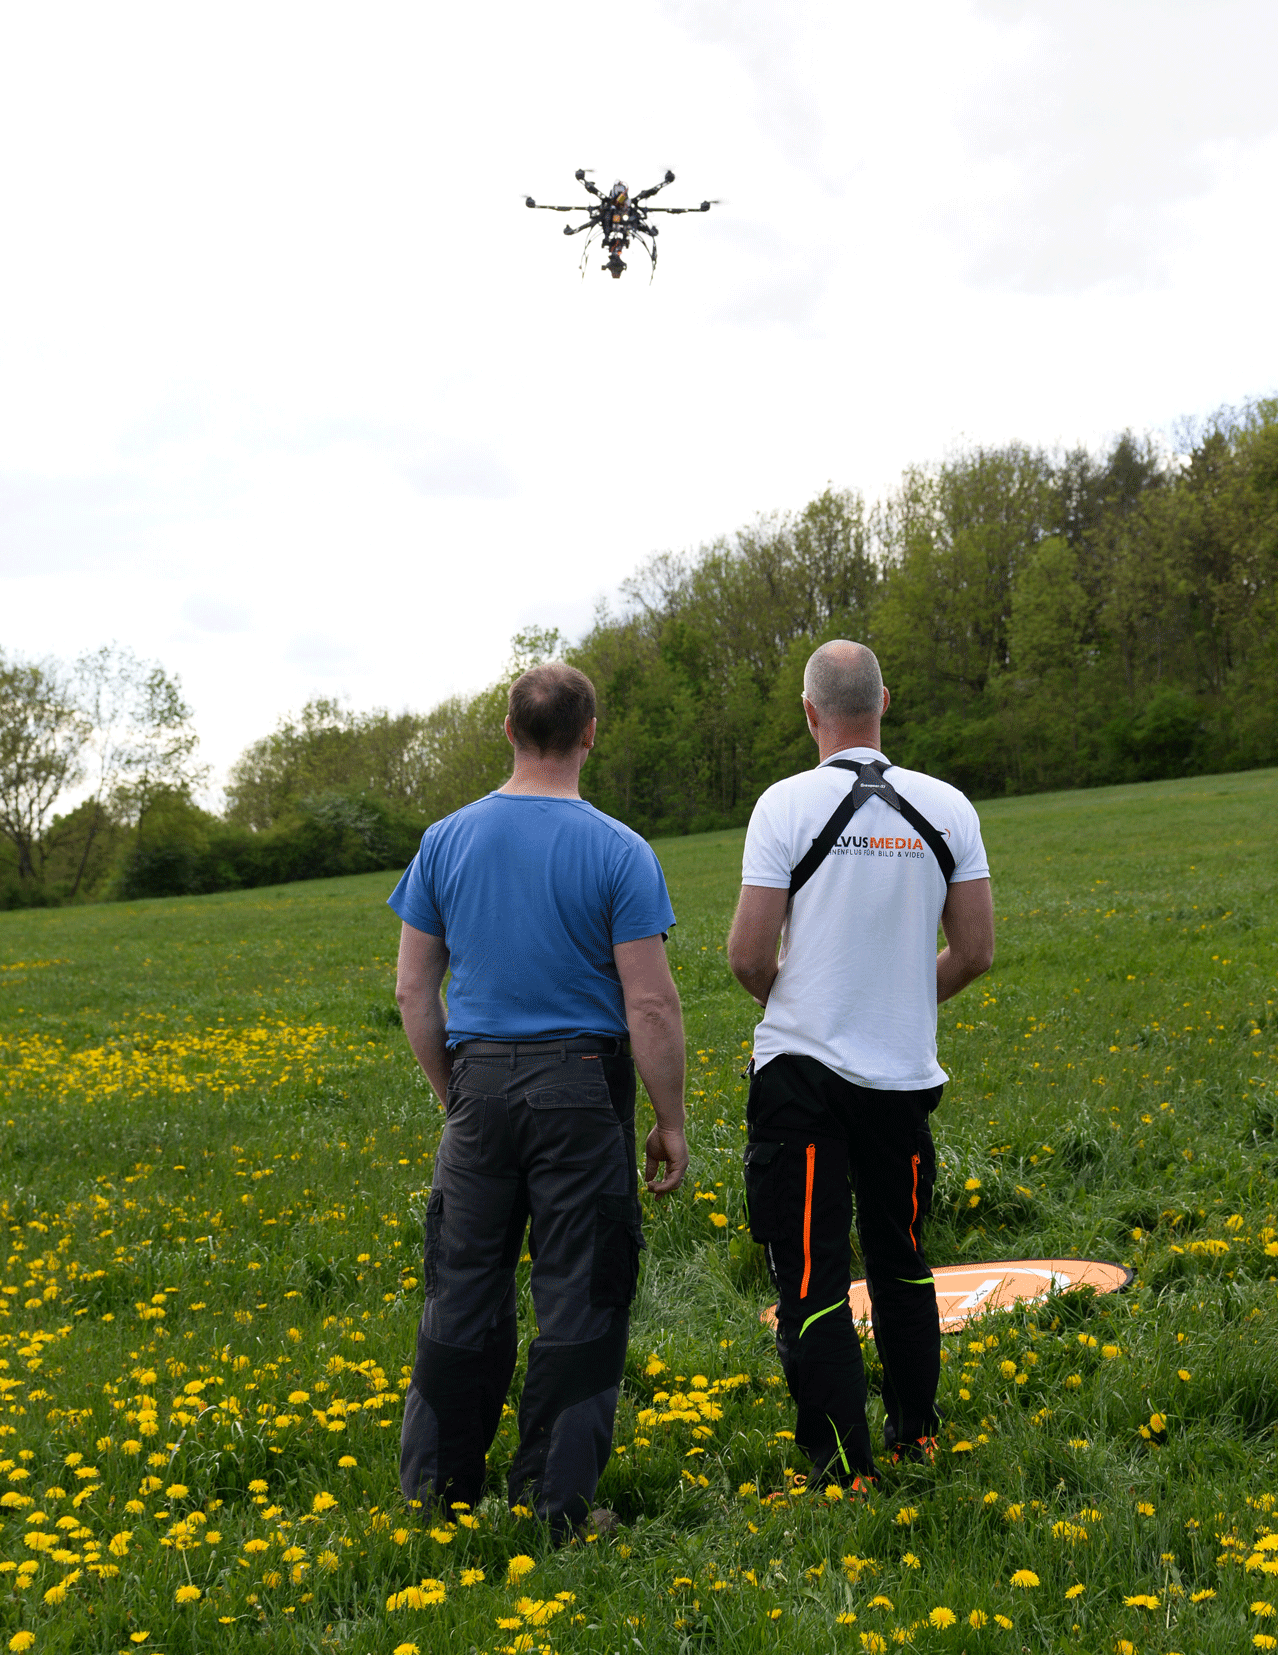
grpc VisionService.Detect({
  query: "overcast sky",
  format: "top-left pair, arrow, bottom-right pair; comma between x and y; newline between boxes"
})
2,0 -> 1275,797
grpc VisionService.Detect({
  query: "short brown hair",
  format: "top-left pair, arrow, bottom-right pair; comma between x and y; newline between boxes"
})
507,663 -> 597,755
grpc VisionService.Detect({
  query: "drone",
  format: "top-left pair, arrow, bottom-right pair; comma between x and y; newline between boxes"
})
524,169 -> 716,279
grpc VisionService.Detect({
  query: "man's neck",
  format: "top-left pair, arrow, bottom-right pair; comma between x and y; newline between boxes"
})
499,758 -> 585,799
816,726 -> 883,763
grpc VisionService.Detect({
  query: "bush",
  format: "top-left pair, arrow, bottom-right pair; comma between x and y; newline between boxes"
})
113,790 -> 426,900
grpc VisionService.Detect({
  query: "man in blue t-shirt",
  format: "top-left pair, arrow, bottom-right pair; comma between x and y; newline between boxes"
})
389,662 -> 687,1536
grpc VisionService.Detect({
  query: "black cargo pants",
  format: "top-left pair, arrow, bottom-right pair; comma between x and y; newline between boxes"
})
400,1040 -> 642,1534
744,1052 -> 943,1482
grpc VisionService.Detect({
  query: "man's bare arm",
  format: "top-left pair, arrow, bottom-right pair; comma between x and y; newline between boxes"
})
395,922 -> 453,1099
727,885 -> 790,1006
937,877 -> 995,1003
614,934 -> 687,1196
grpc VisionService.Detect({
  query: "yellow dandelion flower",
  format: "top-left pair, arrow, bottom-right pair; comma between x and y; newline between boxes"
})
507,1554 -> 536,1583
1178,1369 -> 1192,1381
9,1636 -> 35,1653
393,1645 -> 420,1655
969,1609 -> 988,1628
837,1612 -> 858,1624
768,1608 -> 783,1620
1010,1569 -> 1039,1588
311,1491 -> 338,1514
951,1440 -> 973,1453
738,1482 -> 758,1497
868,1595 -> 894,1610
248,1479 -> 268,1494
710,1212 -> 728,1228
1191,1589 -> 1216,1602
175,1585 -> 201,1604
461,1568 -> 485,1586
338,1455 -> 357,1468
994,1616 -> 1013,1630
1123,1593 -> 1159,1609
1136,1501 -> 1155,1516
1255,1636 -> 1278,1650
1115,1642 -> 1137,1655
929,1607 -> 956,1628
860,1634 -> 887,1653
895,1506 -> 918,1526
902,1552 -> 921,1568
166,1484 -> 189,1499
1065,1584 -> 1085,1599
496,1618 -> 524,1630
429,1527 -> 454,1543
129,1637 -> 150,1646
1254,1603 -> 1277,1617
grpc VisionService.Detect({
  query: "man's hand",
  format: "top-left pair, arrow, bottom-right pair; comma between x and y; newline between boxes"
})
614,934 -> 687,1194
644,1123 -> 689,1196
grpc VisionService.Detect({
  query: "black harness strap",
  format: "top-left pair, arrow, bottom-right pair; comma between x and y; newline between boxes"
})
787,758 -> 956,899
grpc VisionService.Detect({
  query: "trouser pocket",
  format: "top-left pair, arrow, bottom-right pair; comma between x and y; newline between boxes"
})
422,1189 -> 444,1298
743,1139 -> 784,1243
590,1194 -> 642,1309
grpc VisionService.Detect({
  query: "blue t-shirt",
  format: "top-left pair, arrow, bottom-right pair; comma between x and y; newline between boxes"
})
387,792 -> 676,1044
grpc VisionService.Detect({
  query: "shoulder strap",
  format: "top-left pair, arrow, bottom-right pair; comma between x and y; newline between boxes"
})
788,758 -> 955,898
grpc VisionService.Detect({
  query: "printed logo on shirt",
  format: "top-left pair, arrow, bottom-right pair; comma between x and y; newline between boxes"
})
831,833 -> 931,860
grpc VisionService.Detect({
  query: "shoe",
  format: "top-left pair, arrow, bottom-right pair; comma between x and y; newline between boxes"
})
889,1435 -> 937,1467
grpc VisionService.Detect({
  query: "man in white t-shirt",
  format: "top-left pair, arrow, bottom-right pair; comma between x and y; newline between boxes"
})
728,639 -> 994,1488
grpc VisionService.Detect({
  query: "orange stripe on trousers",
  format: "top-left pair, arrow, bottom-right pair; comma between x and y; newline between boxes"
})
909,1152 -> 920,1252
800,1143 -> 816,1299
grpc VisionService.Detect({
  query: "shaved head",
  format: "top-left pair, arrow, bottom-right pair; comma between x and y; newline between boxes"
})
803,640 -> 884,723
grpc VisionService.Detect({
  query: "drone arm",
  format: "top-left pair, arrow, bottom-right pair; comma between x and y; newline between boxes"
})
635,169 -> 676,202
646,201 -> 713,214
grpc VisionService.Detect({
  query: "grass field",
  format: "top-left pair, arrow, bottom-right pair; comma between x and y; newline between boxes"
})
1,768 -> 1276,1655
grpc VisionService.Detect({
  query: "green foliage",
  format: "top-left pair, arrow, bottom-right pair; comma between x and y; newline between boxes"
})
568,403 -> 1278,833
115,788 -> 428,900
0,768 -> 1276,1650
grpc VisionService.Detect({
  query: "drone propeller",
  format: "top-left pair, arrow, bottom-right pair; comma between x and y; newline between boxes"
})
646,199 -> 721,213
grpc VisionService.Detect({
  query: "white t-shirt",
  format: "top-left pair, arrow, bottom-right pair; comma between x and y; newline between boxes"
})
742,746 -> 989,1090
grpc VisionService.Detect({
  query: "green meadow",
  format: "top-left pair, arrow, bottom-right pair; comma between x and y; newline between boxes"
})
0,768 -> 1276,1655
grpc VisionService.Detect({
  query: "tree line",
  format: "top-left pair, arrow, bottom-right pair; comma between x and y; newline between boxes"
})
4,398 -> 1275,905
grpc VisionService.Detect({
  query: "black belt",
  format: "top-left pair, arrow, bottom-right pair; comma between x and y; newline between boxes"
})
452,1035 -> 630,1058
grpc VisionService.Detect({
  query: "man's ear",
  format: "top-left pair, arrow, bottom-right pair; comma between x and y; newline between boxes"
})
504,715 -> 518,749
882,686 -> 891,716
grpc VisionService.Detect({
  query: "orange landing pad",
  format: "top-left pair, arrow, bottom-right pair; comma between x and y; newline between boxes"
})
761,1258 -> 1133,1336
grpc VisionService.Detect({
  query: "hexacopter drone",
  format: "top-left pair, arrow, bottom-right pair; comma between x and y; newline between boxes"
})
524,169 -> 716,279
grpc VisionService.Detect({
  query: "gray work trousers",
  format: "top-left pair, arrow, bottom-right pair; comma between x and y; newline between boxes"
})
400,1043 -> 642,1534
